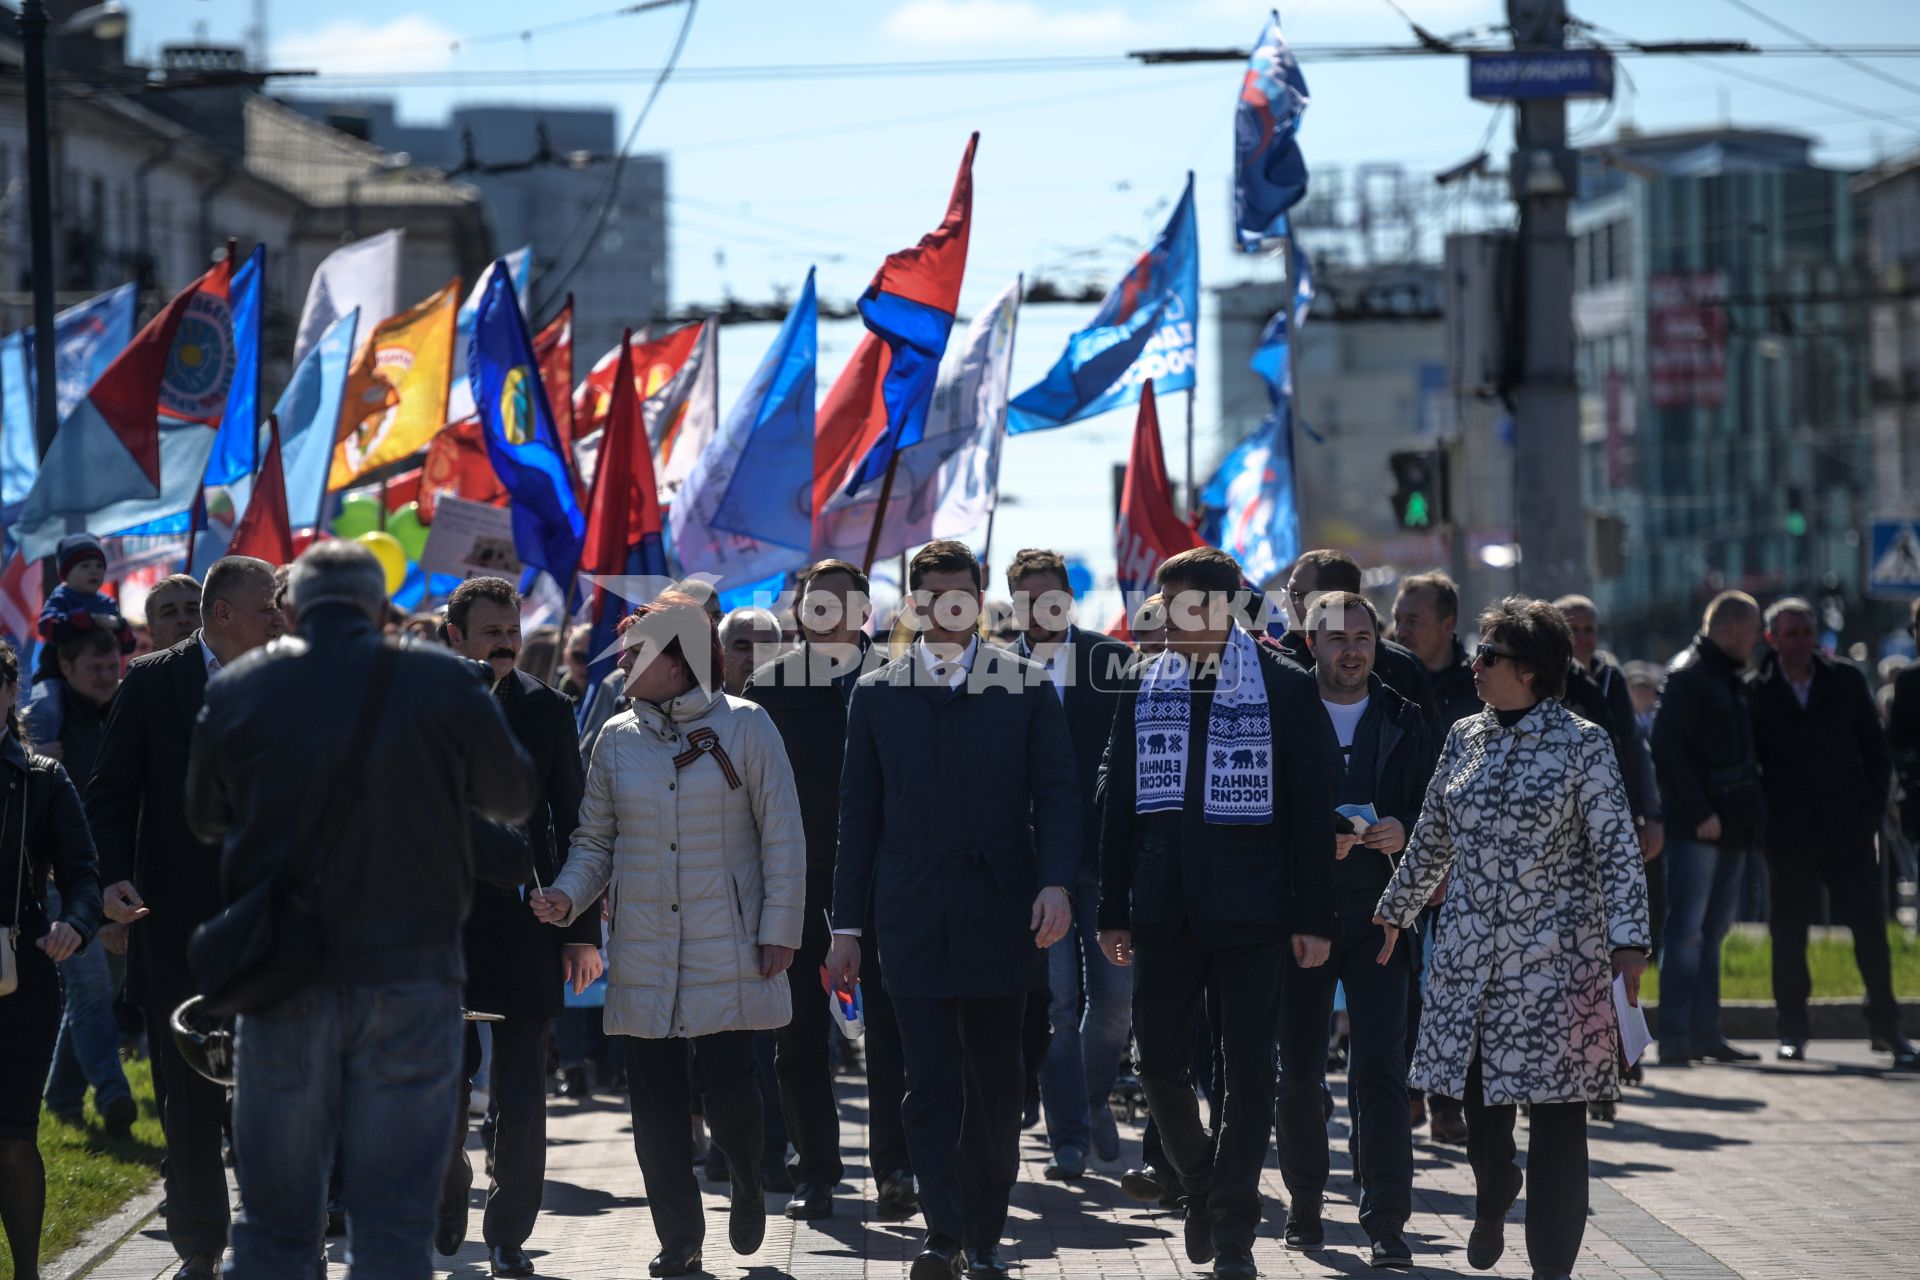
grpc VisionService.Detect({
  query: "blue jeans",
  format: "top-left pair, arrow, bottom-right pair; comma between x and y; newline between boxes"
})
42,884 -> 132,1117
1039,879 -> 1135,1158
1657,840 -> 1746,1057
227,981 -> 464,1280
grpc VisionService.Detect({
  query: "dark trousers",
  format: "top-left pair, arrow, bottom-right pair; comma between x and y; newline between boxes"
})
143,989 -> 231,1260
1139,985 -> 1221,1173
891,993 -> 1025,1253
861,927 -> 912,1180
1767,844 -> 1900,1042
441,1017 -> 549,1248
1132,927 -> 1284,1252
773,875 -> 844,1187
1463,1055 -> 1587,1279
1276,916 -> 1411,1237
624,1031 -> 761,1250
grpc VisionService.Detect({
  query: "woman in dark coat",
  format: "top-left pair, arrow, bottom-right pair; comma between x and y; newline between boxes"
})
1,640 -> 103,1280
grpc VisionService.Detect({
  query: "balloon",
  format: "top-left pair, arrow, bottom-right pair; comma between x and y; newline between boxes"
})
387,502 -> 429,561
332,494 -> 381,541
357,531 -> 408,597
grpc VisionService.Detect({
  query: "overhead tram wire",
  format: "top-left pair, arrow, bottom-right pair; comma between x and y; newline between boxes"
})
1718,0 -> 1920,99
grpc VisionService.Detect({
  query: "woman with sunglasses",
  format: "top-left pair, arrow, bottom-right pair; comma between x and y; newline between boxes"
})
1371,598 -> 1650,1280
1,640 -> 103,1280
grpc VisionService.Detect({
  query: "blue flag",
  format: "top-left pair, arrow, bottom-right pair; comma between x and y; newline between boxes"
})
472,264 -> 587,590
1,282 -> 138,511
1008,174 -> 1197,433
203,246 -> 265,487
1235,11 -> 1311,251
275,308 -> 361,531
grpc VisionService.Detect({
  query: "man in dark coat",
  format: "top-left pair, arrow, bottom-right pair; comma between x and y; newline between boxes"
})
89,555 -> 282,1279
437,577 -> 599,1276
1002,548 -> 1134,1181
745,559 -> 893,1222
1098,547 -> 1336,1280
1558,596 -> 1662,860
1748,599 -> 1915,1068
1281,551 -> 1441,739
1274,592 -> 1435,1269
825,541 -> 1078,1280
1893,600 -> 1920,842
1650,591 -> 1763,1067
1390,571 -> 1480,729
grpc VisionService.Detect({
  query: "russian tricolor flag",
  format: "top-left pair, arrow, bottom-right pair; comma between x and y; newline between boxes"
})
580,330 -> 670,688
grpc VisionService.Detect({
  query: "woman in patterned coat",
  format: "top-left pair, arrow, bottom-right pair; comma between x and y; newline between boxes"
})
1374,597 -> 1650,1280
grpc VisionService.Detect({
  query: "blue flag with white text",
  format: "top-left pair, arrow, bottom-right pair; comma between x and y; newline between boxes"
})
1235,11 -> 1310,251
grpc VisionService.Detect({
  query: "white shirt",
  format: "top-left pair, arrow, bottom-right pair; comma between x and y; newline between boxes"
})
916,636 -> 979,690
200,636 -> 221,677
1024,627 -> 1075,703
1323,696 -> 1370,772
1787,671 -> 1814,708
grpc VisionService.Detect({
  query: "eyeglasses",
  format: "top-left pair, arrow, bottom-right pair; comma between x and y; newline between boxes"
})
1475,643 -> 1518,668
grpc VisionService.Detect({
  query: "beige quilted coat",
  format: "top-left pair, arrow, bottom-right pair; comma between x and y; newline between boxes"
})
551,682 -> 806,1040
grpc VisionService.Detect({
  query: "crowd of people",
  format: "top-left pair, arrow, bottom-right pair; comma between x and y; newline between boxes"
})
1,532 -> 1917,1280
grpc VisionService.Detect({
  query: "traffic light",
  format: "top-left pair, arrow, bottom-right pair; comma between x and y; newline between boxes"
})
1389,449 -> 1448,529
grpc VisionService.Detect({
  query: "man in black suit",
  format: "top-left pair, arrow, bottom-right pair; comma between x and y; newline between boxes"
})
825,541 -> 1079,1280
1002,548 -> 1133,1182
90,555 -> 283,1279
1098,547 -> 1336,1280
1279,550 -> 1441,738
438,577 -> 600,1278
745,560 -> 893,1222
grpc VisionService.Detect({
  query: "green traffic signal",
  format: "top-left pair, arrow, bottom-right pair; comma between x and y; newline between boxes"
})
1406,491 -> 1431,528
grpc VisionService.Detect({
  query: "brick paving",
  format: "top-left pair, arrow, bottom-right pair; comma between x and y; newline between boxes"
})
70,1040 -> 1920,1279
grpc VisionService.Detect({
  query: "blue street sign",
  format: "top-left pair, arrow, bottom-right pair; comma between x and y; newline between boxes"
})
1868,519 -> 1920,598
1469,50 -> 1615,102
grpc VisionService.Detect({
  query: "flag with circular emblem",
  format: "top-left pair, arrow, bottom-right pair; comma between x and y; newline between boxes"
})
328,278 -> 459,488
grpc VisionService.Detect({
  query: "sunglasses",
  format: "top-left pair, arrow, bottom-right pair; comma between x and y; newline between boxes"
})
1475,643 -> 1519,668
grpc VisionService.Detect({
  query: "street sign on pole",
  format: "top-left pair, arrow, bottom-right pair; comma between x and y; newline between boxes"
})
1868,519 -> 1920,599
1469,49 -> 1615,102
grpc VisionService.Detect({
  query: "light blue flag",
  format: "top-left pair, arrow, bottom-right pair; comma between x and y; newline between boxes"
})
275,308 -> 361,531
1,283 -> 138,510
91,422 -> 224,539
1008,176 -> 1197,433
203,246 -> 265,487
0,333 -> 32,512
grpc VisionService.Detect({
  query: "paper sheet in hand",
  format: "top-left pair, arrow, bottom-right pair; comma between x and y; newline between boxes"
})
1613,973 -> 1651,1067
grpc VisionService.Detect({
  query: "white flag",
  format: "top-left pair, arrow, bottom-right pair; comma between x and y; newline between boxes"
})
651,319 -> 720,508
815,275 -> 1021,562
292,229 -> 402,367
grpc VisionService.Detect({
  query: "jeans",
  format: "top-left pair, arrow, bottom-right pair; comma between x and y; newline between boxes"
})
1657,840 -> 1746,1057
227,981 -> 464,1280
41,885 -> 132,1118
1039,878 -> 1134,1159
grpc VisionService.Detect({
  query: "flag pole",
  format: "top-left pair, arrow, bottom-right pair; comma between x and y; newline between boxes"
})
861,448 -> 904,577
1185,386 -> 1198,517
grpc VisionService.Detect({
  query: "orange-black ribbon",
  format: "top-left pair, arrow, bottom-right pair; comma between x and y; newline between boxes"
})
673,727 -> 741,789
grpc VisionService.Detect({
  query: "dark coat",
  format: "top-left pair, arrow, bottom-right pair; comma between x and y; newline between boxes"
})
1428,638 -> 1483,727
833,644 -> 1081,1000
184,606 -> 538,989
85,632 -> 222,1006
1651,635 -> 1761,848
1893,662 -> 1920,839
1748,651 -> 1891,856
1563,657 -> 1654,822
461,669 -> 596,1019
1352,674 -> 1440,836
1,732 -> 101,946
744,638 -> 886,879
1097,639 -> 1338,945
1019,628 -> 1132,885
1279,629 -> 1443,742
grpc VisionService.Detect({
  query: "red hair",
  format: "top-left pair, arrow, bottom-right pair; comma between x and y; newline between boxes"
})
625,589 -> 725,693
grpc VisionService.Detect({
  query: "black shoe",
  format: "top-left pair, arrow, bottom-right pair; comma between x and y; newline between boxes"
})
876,1171 -> 921,1222
1588,1099 -> 1617,1122
1044,1147 -> 1086,1181
490,1243 -> 536,1278
760,1158 -> 795,1194
1428,1098 -> 1469,1145
436,1152 -> 472,1257
648,1242 -> 703,1277
557,1066 -> 590,1098
1213,1242 -> 1257,1280
966,1244 -> 1010,1279
1881,1031 -> 1920,1069
1695,1041 -> 1759,1063
1022,1083 -> 1041,1129
101,1093 -> 137,1138
910,1236 -> 966,1280
1467,1166 -> 1523,1270
703,1145 -> 729,1183
785,1182 -> 833,1220
326,1194 -> 347,1237
1369,1226 -> 1412,1269
730,1173 -> 766,1255
1777,1039 -> 1808,1062
1182,1193 -> 1214,1265
174,1258 -> 218,1280
1119,1165 -> 1170,1205
1283,1197 -> 1323,1250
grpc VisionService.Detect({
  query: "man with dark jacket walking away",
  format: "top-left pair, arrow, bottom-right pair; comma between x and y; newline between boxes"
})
438,577 -> 601,1276
184,542 -> 538,1280
1098,547 -> 1336,1280
1650,591 -> 1763,1067
1748,599 -> 1916,1068
1280,550 -> 1441,738
1274,592 -> 1435,1270
745,559 -> 891,1222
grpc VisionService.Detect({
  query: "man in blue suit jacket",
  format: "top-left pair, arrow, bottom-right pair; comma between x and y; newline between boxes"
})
825,541 -> 1079,1280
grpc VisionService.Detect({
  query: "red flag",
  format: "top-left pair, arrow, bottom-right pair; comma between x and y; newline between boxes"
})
0,548 -> 44,642
1115,381 -> 1205,603
419,416 -> 507,521
581,332 -> 669,682
228,416 -> 295,565
534,299 -> 575,449
810,335 -> 891,524
571,322 -> 702,442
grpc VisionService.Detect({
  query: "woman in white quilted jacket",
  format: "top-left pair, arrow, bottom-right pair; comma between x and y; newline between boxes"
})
531,591 -> 805,1279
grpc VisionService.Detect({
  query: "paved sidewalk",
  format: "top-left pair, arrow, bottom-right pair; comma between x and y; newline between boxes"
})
72,1040 -> 1919,1279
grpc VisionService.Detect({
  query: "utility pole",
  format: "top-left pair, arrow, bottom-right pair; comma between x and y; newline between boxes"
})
21,0 -> 61,462
1506,0 -> 1586,598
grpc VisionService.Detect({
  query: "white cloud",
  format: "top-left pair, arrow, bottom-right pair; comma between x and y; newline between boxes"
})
273,15 -> 460,77
883,1 -> 1151,48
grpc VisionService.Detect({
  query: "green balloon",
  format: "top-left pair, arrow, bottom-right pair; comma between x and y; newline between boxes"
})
388,503 -> 429,561
331,494 -> 381,541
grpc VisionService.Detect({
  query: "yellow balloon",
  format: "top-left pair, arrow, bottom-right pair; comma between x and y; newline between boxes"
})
357,531 -> 408,597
